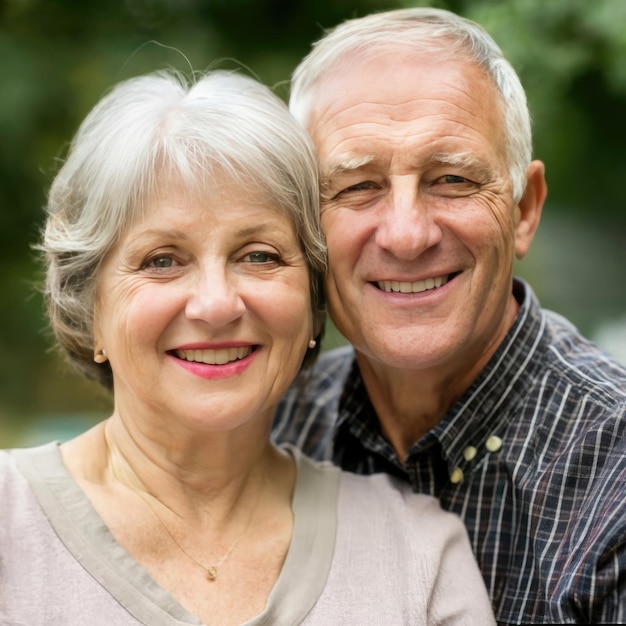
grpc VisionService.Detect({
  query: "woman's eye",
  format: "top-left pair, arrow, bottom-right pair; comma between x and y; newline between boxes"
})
144,255 -> 176,269
243,251 -> 278,264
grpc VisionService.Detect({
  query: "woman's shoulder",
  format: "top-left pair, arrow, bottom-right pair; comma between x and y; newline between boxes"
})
0,442 -> 65,507
286,445 -> 465,542
0,447 -> 18,492
339,469 -> 455,522
0,445 -> 62,543
1,441 -> 62,474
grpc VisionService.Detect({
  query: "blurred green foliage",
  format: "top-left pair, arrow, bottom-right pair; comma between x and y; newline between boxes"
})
0,0 -> 625,434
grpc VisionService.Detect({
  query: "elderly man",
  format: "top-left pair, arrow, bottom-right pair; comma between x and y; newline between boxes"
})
273,7 -> 626,625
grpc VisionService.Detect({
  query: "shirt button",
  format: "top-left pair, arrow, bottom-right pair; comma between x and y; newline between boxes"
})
463,446 -> 477,462
486,435 -> 503,452
450,467 -> 464,484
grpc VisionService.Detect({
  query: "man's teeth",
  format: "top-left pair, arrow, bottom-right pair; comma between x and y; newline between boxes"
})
176,347 -> 252,365
377,275 -> 448,294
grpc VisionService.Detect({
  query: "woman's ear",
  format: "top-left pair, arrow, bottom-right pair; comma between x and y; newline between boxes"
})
515,160 -> 547,260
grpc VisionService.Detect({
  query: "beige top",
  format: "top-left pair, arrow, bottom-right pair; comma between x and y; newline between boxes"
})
0,442 -> 494,625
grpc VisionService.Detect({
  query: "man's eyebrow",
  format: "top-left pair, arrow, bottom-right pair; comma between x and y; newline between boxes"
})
430,151 -> 477,166
322,155 -> 377,180
323,151 -> 491,175
430,151 -> 492,176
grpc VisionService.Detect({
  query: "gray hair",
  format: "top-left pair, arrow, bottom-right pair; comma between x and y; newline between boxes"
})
289,7 -> 532,202
40,70 -> 326,390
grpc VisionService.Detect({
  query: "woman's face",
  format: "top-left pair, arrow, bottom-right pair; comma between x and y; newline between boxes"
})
93,181 -> 313,436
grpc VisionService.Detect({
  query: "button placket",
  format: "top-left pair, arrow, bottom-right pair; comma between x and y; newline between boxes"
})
450,436 -> 503,484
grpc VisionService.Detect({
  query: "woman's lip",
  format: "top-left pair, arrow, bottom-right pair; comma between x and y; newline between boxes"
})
172,341 -> 255,350
170,346 -> 257,366
168,347 -> 258,379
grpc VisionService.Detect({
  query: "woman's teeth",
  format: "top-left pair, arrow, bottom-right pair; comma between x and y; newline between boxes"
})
175,346 -> 252,365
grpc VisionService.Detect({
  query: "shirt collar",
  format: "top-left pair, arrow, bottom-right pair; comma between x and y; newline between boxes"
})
335,278 -> 546,475
432,278 -> 547,475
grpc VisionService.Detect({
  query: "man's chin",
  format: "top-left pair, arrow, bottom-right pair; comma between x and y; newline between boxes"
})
354,335 -> 456,372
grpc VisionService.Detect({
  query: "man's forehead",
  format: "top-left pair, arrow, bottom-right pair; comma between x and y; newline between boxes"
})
305,49 -> 481,117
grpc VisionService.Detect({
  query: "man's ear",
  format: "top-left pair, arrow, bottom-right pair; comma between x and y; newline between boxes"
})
515,160 -> 547,260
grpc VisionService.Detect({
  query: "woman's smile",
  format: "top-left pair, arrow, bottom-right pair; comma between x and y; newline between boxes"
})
169,345 -> 259,379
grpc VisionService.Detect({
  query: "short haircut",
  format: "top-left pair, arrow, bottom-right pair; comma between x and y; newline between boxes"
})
40,70 -> 326,389
289,7 -> 532,202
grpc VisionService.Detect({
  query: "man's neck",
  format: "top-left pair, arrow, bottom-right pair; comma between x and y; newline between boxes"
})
355,355 -> 460,461
353,293 -> 522,461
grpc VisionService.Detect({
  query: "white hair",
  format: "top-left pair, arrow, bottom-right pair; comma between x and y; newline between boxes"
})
40,70 -> 326,388
290,7 -> 532,202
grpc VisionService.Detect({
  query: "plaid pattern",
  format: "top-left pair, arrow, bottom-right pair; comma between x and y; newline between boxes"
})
273,278 -> 626,625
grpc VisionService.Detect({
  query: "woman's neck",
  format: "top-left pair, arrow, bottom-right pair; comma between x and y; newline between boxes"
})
60,415 -> 297,617
62,414 -> 293,532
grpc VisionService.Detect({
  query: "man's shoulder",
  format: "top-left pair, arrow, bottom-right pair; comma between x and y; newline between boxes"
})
272,345 -> 355,458
518,307 -> 626,467
287,344 -> 354,403
309,344 -> 355,383
539,307 -> 626,403
510,305 -> 626,511
516,280 -> 626,400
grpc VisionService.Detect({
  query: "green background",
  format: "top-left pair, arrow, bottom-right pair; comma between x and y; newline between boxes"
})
1,0 -> 625,445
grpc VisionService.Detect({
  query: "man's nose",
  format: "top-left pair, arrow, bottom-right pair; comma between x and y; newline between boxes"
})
184,267 -> 246,327
375,178 -> 443,259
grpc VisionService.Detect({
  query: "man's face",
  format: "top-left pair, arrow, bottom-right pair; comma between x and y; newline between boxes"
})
307,52 -> 538,378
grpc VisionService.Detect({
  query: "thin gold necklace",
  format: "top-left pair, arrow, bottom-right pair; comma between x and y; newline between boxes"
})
103,424 -> 262,581
134,486 -> 261,581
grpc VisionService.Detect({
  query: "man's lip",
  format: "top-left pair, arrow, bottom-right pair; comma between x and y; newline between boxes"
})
372,272 -> 460,294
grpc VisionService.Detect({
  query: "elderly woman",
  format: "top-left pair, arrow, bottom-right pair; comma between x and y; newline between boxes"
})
0,70 -> 494,625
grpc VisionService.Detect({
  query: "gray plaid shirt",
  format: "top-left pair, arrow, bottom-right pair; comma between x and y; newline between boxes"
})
273,278 -> 626,625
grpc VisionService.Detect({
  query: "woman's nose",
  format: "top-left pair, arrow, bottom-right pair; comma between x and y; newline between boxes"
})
184,268 -> 246,327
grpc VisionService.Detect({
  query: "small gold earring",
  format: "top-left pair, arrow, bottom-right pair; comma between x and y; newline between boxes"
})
94,348 -> 108,364
308,339 -> 317,349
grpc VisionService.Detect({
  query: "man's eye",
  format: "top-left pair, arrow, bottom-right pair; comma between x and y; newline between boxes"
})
243,251 -> 278,264
439,175 -> 468,184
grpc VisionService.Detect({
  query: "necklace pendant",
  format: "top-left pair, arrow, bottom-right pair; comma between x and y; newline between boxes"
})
207,567 -> 217,581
